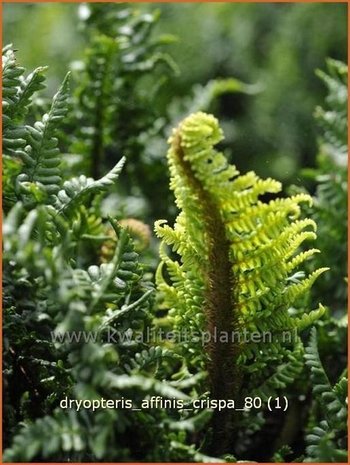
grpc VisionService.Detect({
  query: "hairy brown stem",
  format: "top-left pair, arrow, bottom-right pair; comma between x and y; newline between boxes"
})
173,133 -> 241,455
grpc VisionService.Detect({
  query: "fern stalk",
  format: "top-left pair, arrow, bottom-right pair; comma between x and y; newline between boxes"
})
171,130 -> 241,451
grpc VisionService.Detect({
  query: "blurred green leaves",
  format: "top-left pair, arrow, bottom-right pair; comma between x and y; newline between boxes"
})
2,3 -> 347,462
4,2 -> 347,186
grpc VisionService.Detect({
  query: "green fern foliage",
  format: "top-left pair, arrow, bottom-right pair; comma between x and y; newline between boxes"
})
3,45 -> 45,210
3,46 -> 210,463
306,59 -> 347,311
3,45 -> 70,208
314,59 -> 347,165
67,4 -> 178,197
304,328 -> 347,462
69,34 -> 118,179
155,111 -> 327,454
2,19 -> 347,461
3,45 -> 46,157
17,73 -> 70,200
295,61 -> 348,464
54,158 -> 126,213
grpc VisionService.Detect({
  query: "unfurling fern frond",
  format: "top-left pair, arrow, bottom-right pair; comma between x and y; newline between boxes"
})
155,112 -> 327,454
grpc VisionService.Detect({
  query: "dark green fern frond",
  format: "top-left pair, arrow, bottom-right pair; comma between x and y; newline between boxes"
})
2,45 -> 47,124
306,60 -> 348,311
304,328 -> 347,463
248,340 -> 304,402
124,346 -> 181,378
54,157 -> 126,213
3,409 -> 84,462
70,34 -> 118,179
2,45 -> 26,156
305,328 -> 347,429
65,5 -> 179,221
3,45 -> 204,463
2,46 -> 47,210
16,73 -> 70,202
315,58 -> 347,165
3,46 -> 70,204
305,420 -> 348,463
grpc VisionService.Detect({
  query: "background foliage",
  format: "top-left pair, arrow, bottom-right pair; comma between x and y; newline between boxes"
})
4,2 -> 347,186
2,2 -> 347,463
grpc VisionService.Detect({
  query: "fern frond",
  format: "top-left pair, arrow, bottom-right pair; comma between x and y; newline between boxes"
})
16,73 -> 70,200
315,58 -> 347,165
70,34 -> 118,179
307,60 -> 347,310
2,45 -> 24,125
305,327 -> 347,429
247,341 -> 304,401
3,410 -> 84,462
2,46 -> 49,210
282,268 -> 329,305
305,420 -> 348,463
156,111 -> 326,454
54,157 -> 126,213
294,304 -> 326,331
125,346 -> 181,375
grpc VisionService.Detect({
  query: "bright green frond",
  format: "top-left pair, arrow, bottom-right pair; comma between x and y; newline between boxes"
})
156,111 -> 327,454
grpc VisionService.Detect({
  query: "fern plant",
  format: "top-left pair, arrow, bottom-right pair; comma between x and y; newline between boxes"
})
64,4 -> 254,225
3,45 -> 214,463
304,328 -> 347,462
297,59 -> 348,464
305,59 -> 347,312
3,28 -> 347,462
155,111 -> 328,456
3,45 -> 47,210
65,4 -> 178,223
